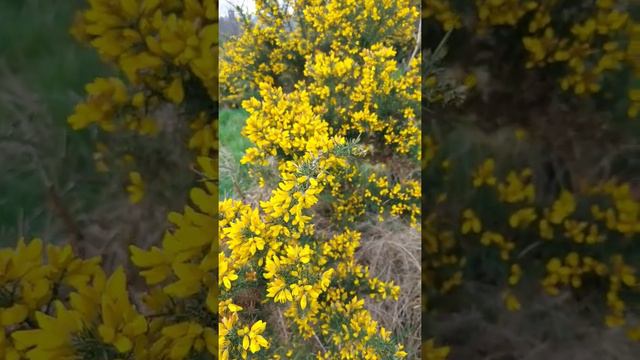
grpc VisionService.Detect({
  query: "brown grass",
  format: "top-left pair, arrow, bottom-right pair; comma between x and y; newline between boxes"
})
430,281 -> 640,360
356,218 -> 422,359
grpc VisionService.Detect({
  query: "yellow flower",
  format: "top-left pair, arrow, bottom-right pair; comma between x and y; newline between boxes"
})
227,302 -> 243,313
164,77 -> 184,104
160,321 -> 210,359
515,128 -> 527,141
461,209 -> 481,234
284,244 -> 313,264
508,264 -> 522,286
509,207 -> 537,228
472,158 -> 496,187
12,301 -> 84,359
539,218 -> 554,240
503,291 -> 521,311
423,339 -> 450,360
126,171 -> 145,204
267,278 -> 293,303
549,190 -> 575,224
237,320 -> 269,354
67,77 -> 127,131
219,253 -> 238,290
97,267 -> 147,353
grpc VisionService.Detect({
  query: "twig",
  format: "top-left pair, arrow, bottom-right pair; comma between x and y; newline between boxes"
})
312,330 -> 326,353
517,240 -> 542,260
46,185 -> 85,256
405,20 -> 422,71
146,312 -> 173,320
232,175 -> 247,200
277,308 -> 289,343
430,30 -> 453,66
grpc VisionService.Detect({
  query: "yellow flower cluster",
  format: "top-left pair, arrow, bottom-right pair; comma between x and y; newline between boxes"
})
329,168 -> 421,227
424,0 -> 640,119
0,1 -> 225,359
423,214 -> 465,298
68,0 -> 219,204
304,44 -> 421,157
425,152 -> 640,343
127,156 -> 218,359
423,0 -> 461,31
240,83 -> 332,164
422,339 -> 450,360
522,1 -> 630,96
221,0 -> 418,104
220,135 -> 408,358
1,156 -> 219,360
0,239 -> 154,360
423,1 -> 640,355
475,0 -> 538,31
222,0 -> 420,159
71,0 -> 217,99
221,0 -> 421,358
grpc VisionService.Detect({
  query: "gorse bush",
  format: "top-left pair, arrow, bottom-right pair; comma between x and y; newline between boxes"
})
69,0 -> 218,206
423,0 -> 640,149
1,0 -> 219,359
221,0 -> 418,107
424,150 -> 640,337
0,1 -> 424,360
422,0 -> 640,356
219,0 -> 422,358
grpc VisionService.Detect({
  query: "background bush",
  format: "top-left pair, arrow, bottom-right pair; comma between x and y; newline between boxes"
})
423,1 -> 640,358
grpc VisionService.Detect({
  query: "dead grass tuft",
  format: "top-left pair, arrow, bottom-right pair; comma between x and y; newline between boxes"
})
430,281 -> 640,360
357,218 -> 422,359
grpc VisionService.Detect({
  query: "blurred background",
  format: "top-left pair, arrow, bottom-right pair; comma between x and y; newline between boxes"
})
0,0 -> 195,272
0,0 -> 110,246
423,1 -> 640,359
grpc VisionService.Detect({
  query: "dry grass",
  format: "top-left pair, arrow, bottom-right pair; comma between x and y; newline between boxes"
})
429,281 -> 640,360
356,218 -> 422,359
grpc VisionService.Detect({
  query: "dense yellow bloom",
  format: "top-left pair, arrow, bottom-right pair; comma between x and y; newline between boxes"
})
219,1 -> 420,356
241,83 -> 333,163
11,267 -> 146,360
13,301 -> 86,359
